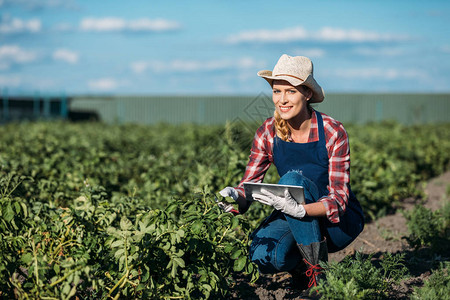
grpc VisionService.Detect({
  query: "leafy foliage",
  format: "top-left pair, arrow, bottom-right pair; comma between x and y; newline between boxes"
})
403,203 -> 450,254
347,121 -> 450,219
0,120 -> 449,297
412,262 -> 450,300
0,181 -> 258,299
315,252 -> 409,300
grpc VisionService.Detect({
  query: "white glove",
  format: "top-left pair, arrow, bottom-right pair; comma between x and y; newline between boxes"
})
216,201 -> 235,213
253,189 -> 306,219
219,187 -> 239,201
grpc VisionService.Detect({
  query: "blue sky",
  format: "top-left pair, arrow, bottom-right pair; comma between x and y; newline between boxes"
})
0,0 -> 449,96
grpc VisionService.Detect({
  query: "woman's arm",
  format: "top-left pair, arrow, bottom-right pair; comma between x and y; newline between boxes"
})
319,119 -> 351,223
234,118 -> 275,197
304,202 -> 327,217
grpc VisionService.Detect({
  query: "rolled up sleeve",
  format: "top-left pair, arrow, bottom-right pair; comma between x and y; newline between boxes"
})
319,122 -> 350,223
235,118 -> 274,198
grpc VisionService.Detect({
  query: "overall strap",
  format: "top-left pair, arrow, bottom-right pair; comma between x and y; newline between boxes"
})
315,111 -> 326,147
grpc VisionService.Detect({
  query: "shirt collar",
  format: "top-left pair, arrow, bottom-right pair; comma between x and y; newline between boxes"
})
286,109 -> 317,142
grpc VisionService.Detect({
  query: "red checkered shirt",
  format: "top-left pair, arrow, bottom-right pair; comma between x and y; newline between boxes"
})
235,110 -> 350,224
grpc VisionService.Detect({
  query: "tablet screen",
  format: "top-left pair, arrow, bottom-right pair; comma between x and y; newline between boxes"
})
243,182 -> 305,204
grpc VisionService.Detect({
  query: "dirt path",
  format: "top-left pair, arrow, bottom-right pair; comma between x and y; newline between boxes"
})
330,171 -> 450,262
231,171 -> 450,299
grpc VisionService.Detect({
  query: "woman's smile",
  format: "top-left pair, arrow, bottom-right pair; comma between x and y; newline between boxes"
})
279,105 -> 293,113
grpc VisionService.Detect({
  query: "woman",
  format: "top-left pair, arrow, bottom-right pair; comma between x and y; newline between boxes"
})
219,54 -> 364,291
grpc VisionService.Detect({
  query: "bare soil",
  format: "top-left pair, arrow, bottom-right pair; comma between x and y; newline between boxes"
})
231,171 -> 450,299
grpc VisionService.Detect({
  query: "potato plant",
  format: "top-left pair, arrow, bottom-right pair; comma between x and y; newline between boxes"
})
0,180 -> 257,299
0,120 -> 449,298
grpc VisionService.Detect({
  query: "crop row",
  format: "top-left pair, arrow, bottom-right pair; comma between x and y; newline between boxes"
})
0,120 -> 449,298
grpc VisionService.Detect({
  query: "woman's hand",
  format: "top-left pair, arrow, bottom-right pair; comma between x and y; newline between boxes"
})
219,187 -> 239,201
252,189 -> 306,219
219,187 -> 251,214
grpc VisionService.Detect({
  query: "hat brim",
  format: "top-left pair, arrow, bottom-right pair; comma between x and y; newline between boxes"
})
257,70 -> 325,103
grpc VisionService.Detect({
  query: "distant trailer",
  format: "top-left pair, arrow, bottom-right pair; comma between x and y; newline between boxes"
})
0,94 -> 98,123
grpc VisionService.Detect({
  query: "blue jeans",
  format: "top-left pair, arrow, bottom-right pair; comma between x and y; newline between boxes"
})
249,171 -> 322,274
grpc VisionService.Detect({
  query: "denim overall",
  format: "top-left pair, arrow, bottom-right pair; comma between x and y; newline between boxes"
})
249,112 -> 364,274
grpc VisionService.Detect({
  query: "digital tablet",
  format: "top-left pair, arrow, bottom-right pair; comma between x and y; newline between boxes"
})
243,182 -> 305,204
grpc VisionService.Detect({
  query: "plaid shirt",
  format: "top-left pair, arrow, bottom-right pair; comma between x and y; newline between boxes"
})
235,110 -> 350,224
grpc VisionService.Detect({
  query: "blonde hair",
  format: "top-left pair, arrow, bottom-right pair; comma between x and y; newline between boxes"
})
274,110 -> 290,141
273,85 -> 313,142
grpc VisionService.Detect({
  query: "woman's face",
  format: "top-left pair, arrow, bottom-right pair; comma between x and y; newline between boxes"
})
272,80 -> 312,121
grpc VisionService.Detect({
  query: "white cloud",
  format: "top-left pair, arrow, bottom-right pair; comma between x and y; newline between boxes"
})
441,46 -> 450,54
331,68 -> 423,80
0,0 -> 79,10
0,75 -> 21,87
353,47 -> 406,56
227,27 -> 308,44
53,49 -> 79,64
291,48 -> 326,58
227,26 -> 410,44
0,62 -> 9,70
29,77 -> 57,89
0,16 -> 41,34
315,27 -> 407,42
80,17 -> 180,32
0,45 -> 37,69
88,78 -> 124,91
131,57 -> 265,74
127,19 -> 180,31
53,22 -> 74,32
130,61 -> 150,74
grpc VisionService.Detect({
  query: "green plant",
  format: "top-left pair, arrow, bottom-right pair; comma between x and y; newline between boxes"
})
1,120 -> 450,297
314,252 -> 408,299
1,180 -> 259,299
412,262 -> 450,300
403,203 -> 450,254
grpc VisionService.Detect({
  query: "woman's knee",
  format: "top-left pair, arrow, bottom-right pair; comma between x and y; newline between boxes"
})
278,171 -> 319,201
278,170 -> 304,186
249,244 -> 277,274
249,236 -> 300,273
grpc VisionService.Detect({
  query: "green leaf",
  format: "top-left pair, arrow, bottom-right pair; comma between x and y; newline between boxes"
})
62,283 -> 71,295
224,244 -> 234,253
173,257 -> 185,268
234,256 -> 246,272
13,201 -> 21,213
203,283 -> 212,291
231,216 -> 239,229
114,248 -> 125,259
231,249 -> 242,260
171,262 -> 178,278
191,220 -> 203,234
21,253 -> 33,265
3,203 -> 14,222
141,271 -> 150,283
20,202 -> 28,218
54,264 -> 60,274
111,240 -> 124,248
120,216 -> 132,231
176,229 -> 185,238
246,262 -> 254,274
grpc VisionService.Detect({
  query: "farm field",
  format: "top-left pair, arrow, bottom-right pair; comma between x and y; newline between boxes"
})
230,170 -> 450,299
0,120 -> 449,299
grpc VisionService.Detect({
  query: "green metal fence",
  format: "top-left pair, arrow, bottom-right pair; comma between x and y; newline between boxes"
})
70,93 -> 450,125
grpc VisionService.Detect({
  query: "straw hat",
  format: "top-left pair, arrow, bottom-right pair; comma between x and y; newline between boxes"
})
258,54 -> 325,103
